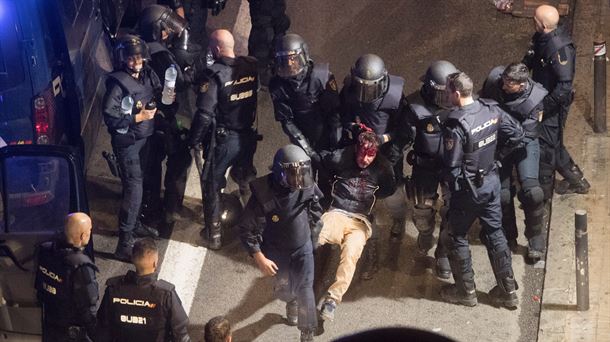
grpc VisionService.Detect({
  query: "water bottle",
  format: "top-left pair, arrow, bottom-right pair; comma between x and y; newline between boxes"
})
116,96 -> 133,134
162,65 -> 178,105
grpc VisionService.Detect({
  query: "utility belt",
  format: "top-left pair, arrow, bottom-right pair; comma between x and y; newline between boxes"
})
458,164 -> 498,189
215,127 -> 263,141
46,324 -> 89,341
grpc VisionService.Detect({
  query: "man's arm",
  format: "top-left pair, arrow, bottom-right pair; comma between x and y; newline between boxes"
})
375,156 -> 397,198
102,83 -> 135,133
442,122 -> 466,187
188,75 -> 218,147
95,287 -> 112,342
168,289 -> 191,342
72,265 -> 99,336
497,110 -> 525,160
238,195 -> 265,255
545,45 -> 575,115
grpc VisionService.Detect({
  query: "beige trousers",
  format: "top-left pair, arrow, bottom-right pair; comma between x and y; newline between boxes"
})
318,210 -> 371,302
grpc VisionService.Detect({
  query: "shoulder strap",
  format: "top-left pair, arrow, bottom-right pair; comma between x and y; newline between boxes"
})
107,71 -> 148,95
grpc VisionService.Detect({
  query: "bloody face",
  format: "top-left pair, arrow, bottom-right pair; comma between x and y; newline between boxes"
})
356,140 -> 377,168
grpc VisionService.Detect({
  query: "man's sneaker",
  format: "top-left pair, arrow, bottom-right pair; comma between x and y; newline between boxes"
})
440,284 -> 477,307
435,257 -> 451,279
134,221 -> 159,239
285,300 -> 298,326
555,178 -> 591,195
319,298 -> 337,322
300,330 -> 314,342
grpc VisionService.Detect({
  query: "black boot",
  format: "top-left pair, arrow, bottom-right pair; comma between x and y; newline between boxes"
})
556,164 -> 590,195
300,329 -> 314,342
527,234 -> 545,261
360,239 -> 379,280
200,222 -> 222,250
417,233 -> 435,255
285,300 -> 298,326
134,220 -> 160,239
412,206 -> 435,251
441,251 -> 477,306
389,218 -> 405,242
489,276 -> 519,309
114,231 -> 136,262
435,256 -> 451,279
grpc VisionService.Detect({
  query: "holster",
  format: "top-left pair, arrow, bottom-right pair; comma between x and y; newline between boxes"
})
102,151 -> 121,178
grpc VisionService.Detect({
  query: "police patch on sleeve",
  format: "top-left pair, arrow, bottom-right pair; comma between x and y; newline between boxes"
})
557,50 -> 569,65
135,100 -> 143,110
445,138 -> 454,151
271,215 -> 280,223
199,82 -> 209,93
426,123 -> 435,133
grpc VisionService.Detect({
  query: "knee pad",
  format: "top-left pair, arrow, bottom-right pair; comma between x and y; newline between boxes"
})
538,164 -> 555,200
412,205 -> 435,234
518,186 -> 544,207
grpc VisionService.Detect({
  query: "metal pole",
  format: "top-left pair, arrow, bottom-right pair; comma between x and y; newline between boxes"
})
575,210 -> 589,311
593,34 -> 607,133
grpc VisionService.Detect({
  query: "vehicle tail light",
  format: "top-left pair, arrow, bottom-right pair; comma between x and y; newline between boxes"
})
33,96 -> 50,144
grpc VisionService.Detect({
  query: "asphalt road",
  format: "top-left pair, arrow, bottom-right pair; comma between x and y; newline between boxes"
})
87,1 -> 550,341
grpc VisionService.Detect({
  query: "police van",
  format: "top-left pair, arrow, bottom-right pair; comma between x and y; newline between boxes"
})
0,0 -> 135,339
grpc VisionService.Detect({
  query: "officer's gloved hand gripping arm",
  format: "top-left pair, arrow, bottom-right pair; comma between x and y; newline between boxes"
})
497,111 -> 526,160
188,77 -> 218,149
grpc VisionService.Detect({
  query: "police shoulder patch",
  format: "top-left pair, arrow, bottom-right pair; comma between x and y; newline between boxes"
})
199,82 -> 209,93
426,123 -> 435,133
557,49 -> 569,66
445,138 -> 454,151
271,214 -> 280,223
135,100 -> 143,109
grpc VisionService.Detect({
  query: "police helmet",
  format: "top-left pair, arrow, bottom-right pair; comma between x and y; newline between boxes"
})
350,54 -> 389,103
420,60 -> 460,108
272,145 -> 314,190
274,33 -> 310,78
219,193 -> 243,228
114,34 -> 151,72
138,5 -> 187,43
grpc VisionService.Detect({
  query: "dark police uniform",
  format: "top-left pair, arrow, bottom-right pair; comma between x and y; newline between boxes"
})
103,66 -> 161,246
482,66 -> 548,253
269,62 -> 341,204
248,0 -> 290,75
189,55 -> 259,242
441,99 -> 523,297
97,271 -> 190,342
36,240 -> 98,341
141,41 -> 192,222
405,90 -> 451,256
523,26 -> 587,196
239,174 -> 323,334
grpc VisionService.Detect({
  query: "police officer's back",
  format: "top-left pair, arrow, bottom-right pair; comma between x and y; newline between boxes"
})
35,213 -> 98,341
97,238 -> 190,342
188,29 -> 259,250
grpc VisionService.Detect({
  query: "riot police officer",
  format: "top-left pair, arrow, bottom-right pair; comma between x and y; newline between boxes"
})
36,213 -> 98,341
404,60 -> 459,279
238,145 -> 323,342
340,54 -> 412,280
102,34 -> 162,261
269,33 -> 341,205
158,0 -> 227,47
248,0 -> 291,85
97,238 -> 190,341
441,72 -> 523,309
482,62 -> 547,261
523,5 -> 589,196
189,29 -> 259,250
138,5 -> 193,226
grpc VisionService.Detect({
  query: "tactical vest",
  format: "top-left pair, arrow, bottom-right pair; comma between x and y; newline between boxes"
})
281,62 -> 331,149
35,241 -> 97,327
447,99 -> 502,176
345,74 -> 404,135
250,175 -> 319,251
106,69 -> 156,139
407,91 -> 446,160
105,274 -> 173,342
208,56 -> 258,131
503,80 -> 547,134
531,30 -> 575,91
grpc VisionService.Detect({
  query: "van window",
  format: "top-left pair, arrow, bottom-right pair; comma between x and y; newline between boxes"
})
3,156 -> 70,233
0,0 -> 25,92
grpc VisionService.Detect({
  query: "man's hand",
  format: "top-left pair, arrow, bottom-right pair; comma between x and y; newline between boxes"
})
135,108 -> 157,123
253,252 -> 278,277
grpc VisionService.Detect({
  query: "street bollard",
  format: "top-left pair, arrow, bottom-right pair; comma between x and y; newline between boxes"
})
575,210 -> 589,311
593,34 -> 607,133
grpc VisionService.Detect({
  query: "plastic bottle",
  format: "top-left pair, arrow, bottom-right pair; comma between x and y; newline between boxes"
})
162,65 -> 178,105
116,96 -> 133,134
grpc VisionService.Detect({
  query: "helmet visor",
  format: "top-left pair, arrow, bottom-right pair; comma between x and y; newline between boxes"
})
353,75 -> 387,103
280,160 -> 314,190
161,11 -> 188,38
275,50 -> 307,78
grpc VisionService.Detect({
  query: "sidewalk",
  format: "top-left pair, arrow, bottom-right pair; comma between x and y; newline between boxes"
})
538,0 -> 610,340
